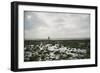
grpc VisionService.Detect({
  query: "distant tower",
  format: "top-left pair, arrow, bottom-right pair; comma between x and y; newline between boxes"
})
48,36 -> 50,40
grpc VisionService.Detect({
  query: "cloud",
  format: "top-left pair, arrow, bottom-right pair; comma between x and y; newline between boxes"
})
24,11 -> 90,40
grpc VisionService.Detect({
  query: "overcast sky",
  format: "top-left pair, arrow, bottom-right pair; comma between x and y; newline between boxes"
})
24,11 -> 90,40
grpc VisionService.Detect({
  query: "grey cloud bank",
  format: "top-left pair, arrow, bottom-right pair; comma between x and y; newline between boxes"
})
24,11 -> 90,40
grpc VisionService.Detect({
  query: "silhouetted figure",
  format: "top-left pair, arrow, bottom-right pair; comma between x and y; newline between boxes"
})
48,36 -> 50,40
